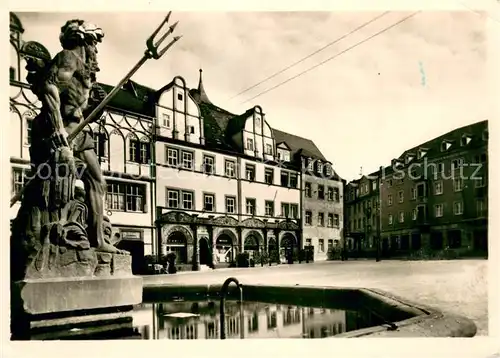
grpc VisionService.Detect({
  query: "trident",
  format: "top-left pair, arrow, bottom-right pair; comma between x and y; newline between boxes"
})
10,13 -> 181,207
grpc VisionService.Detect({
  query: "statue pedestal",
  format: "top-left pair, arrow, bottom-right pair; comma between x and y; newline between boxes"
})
11,275 -> 143,340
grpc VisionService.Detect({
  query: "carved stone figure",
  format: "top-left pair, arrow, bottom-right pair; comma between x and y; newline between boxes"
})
11,19 -> 129,281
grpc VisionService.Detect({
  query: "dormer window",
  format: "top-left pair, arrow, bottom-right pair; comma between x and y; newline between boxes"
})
418,148 -> 428,159
177,93 -> 183,101
461,134 -> 472,146
325,163 -> 332,176
441,140 -> 452,152
405,154 -> 414,164
392,159 -> 403,169
307,158 -> 313,172
317,161 -> 323,174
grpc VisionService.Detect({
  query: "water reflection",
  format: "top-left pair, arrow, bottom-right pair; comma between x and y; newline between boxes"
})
132,300 -> 379,339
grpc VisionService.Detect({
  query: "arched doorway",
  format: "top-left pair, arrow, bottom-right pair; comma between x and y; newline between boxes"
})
244,234 -> 260,259
216,232 -> 235,263
280,233 -> 296,264
166,231 -> 188,264
199,238 -> 211,266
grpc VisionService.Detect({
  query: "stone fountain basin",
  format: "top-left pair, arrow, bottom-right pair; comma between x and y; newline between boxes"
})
143,282 -> 477,338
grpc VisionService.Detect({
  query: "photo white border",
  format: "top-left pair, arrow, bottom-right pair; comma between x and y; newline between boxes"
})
1,1 -> 499,357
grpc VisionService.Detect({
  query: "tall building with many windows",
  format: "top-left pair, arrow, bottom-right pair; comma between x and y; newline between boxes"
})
343,171 -> 380,257
344,120 -> 488,258
9,13 -> 341,271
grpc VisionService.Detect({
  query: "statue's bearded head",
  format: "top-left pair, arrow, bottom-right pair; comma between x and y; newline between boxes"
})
60,19 -> 104,73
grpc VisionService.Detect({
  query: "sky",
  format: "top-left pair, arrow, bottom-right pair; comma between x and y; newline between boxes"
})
14,10 -> 493,181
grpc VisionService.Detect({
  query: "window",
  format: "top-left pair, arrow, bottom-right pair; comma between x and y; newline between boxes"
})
165,189 -> 193,210
106,181 -> 146,212
92,133 -> 107,158
435,204 -> 443,218
461,135 -> 471,146
325,164 -> 332,176
25,119 -> 33,145
451,158 -> 464,171
129,139 -> 150,164
265,201 -> 274,216
203,155 -> 215,174
476,199 -> 486,217
246,138 -> 254,151
434,181 -> 443,195
255,117 -> 261,129
317,161 -> 323,174
453,178 -> 463,192
327,213 -> 334,227
225,160 -> 236,178
182,151 -> 194,170
290,204 -> 299,219
319,239 -> 325,252
162,113 -> 170,127
475,175 -> 485,188
437,163 -> 444,174
166,189 -> 179,209
398,191 -> 404,203
177,93 -> 183,101
182,191 -> 194,210
327,187 -> 334,201
188,125 -> 195,134
388,214 -> 393,225
318,185 -> 325,200
265,168 -> 274,184
334,214 -> 340,227
441,141 -> 451,151
280,171 -> 289,187
203,194 -> 215,212
412,208 -> 417,220
307,158 -> 314,171
305,182 -> 312,198
289,173 -> 298,188
246,198 -> 256,215
265,143 -> 273,155
167,147 -> 178,167
318,213 -> 325,226
11,168 -> 25,195
10,66 -> 16,81
411,187 -> 417,200
372,180 -> 377,191
245,164 -> 255,181
453,201 -> 463,215
399,211 -> 404,223
334,188 -> 340,202
281,203 -> 289,218
225,196 -> 236,214
305,211 -> 312,225
416,183 -> 426,197
388,194 -> 393,206
328,239 -> 334,250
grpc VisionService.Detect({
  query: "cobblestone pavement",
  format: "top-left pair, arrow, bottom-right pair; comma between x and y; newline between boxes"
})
143,259 -> 488,336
